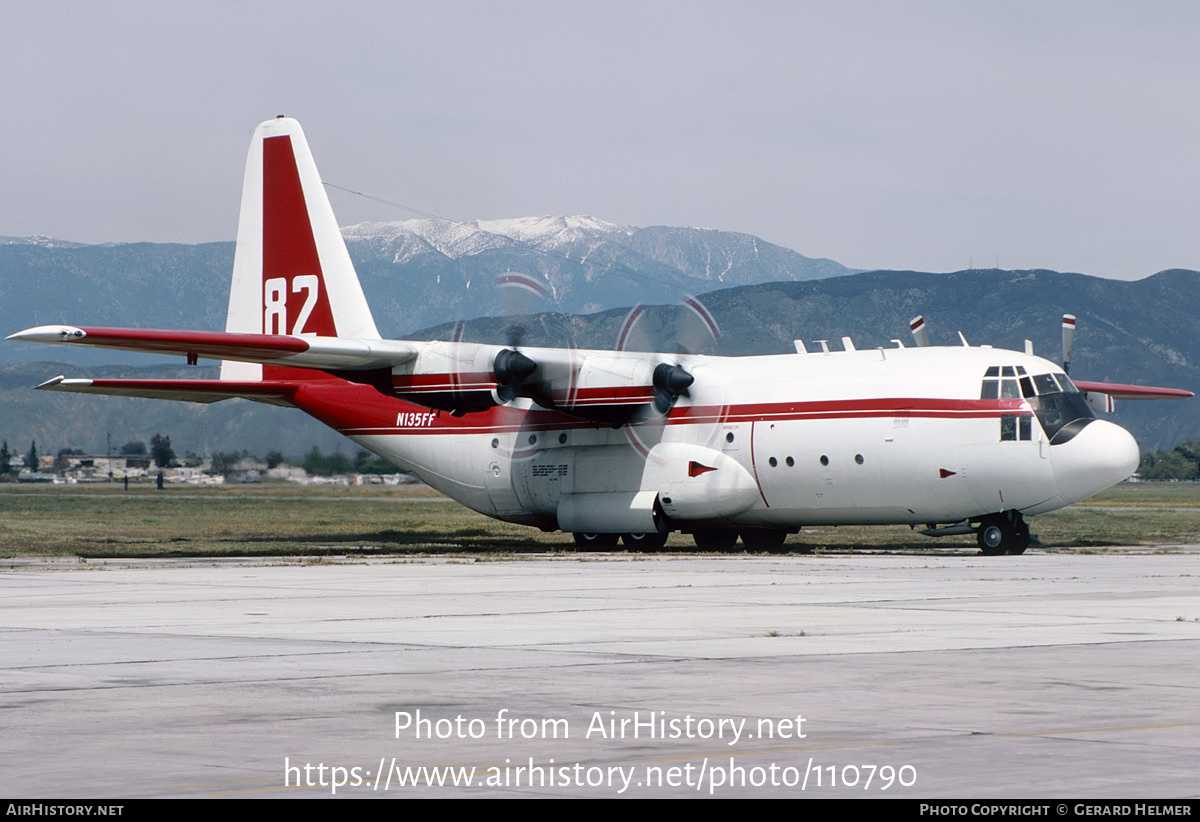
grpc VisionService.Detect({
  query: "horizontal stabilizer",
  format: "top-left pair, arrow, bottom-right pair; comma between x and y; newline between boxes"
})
34,376 -> 301,407
1073,380 -> 1194,400
8,326 -> 417,371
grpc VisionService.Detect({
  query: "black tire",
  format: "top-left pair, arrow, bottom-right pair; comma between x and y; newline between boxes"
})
977,520 -> 1009,555
573,532 -> 620,551
740,530 -> 788,552
622,532 -> 669,551
692,529 -> 740,551
1009,521 -> 1030,555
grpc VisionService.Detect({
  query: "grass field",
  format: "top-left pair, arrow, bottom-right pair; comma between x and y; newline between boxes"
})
1,480 -> 1197,558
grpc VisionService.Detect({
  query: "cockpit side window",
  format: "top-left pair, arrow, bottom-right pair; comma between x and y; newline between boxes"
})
1053,373 -> 1079,393
1033,374 -> 1059,395
980,370 -> 1020,400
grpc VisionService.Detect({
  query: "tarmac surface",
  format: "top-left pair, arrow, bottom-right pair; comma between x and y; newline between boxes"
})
2,549 -> 1198,798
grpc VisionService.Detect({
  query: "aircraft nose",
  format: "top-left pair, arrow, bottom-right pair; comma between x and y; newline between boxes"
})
1051,419 -> 1140,503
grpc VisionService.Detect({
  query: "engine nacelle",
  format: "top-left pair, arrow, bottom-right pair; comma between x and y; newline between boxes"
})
1082,391 -> 1115,414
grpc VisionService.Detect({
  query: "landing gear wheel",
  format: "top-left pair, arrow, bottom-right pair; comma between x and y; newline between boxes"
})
622,532 -> 669,551
573,532 -> 620,551
976,512 -> 1029,556
740,530 -> 789,552
977,521 -> 1007,555
692,529 -> 739,551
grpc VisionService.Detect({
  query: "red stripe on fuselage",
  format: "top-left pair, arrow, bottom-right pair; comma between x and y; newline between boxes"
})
287,380 -> 1031,438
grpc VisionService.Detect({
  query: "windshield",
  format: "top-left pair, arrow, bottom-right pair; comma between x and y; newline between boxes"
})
981,367 -> 1094,444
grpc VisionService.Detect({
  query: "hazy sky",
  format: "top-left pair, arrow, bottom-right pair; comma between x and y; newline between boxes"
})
4,1 -> 1199,279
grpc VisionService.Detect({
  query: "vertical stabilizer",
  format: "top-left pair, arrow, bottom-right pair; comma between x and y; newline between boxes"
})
222,117 -> 380,381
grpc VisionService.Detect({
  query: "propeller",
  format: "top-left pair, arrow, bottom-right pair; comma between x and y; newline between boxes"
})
488,271 -> 578,410
404,271 -> 557,415
615,295 -> 722,455
495,272 -> 550,350
1061,314 -> 1075,374
492,347 -> 538,402
439,270 -> 719,430
615,297 -> 716,418
645,296 -> 716,414
909,315 -> 930,347
652,363 -> 694,415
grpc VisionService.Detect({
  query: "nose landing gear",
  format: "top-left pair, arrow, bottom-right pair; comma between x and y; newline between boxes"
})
976,511 -> 1030,555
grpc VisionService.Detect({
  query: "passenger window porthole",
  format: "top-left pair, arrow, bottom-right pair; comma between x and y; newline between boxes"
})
819,455 -> 829,466
768,457 -> 777,467
785,456 -> 794,467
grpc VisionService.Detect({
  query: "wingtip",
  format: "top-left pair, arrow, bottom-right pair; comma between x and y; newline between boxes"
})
8,325 -> 87,343
35,376 -> 94,391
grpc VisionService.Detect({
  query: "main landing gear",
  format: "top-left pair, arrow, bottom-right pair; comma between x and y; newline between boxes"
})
571,531 -> 669,551
570,529 -> 788,552
976,511 -> 1030,556
571,532 -> 619,550
691,529 -> 789,552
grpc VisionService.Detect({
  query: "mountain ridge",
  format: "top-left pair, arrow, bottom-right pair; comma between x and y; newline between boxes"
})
0,217 -> 856,358
2,222 -> 1196,454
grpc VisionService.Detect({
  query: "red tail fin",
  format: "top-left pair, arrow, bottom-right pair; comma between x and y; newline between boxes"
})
223,117 -> 379,383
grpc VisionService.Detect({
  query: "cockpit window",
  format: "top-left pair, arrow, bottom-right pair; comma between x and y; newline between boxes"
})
981,367 -> 1096,444
1033,373 -> 1059,395
1053,373 -> 1079,393
974,369 -> 1022,400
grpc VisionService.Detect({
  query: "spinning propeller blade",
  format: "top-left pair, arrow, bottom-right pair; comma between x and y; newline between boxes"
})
909,315 -> 930,347
1061,314 -> 1076,374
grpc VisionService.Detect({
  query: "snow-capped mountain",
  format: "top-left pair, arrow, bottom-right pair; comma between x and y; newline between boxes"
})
0,216 -> 857,363
342,216 -> 632,265
342,215 -> 856,330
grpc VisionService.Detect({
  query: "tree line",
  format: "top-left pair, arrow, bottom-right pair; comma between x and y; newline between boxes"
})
1137,439 -> 1200,480
6,432 -> 1200,481
0,434 -> 396,480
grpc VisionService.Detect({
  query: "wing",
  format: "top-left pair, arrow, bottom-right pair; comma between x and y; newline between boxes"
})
33,375 -> 301,407
7,325 -> 417,371
1072,380 -> 1194,400
1069,379 -> 1193,414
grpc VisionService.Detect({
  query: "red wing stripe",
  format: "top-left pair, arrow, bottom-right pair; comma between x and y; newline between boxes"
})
67,327 -> 310,359
1073,380 -> 1193,399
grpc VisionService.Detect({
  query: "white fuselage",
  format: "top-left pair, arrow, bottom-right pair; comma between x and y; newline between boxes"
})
332,342 -> 1139,532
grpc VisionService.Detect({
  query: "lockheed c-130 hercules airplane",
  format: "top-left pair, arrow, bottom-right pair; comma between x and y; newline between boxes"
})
9,117 -> 1192,555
